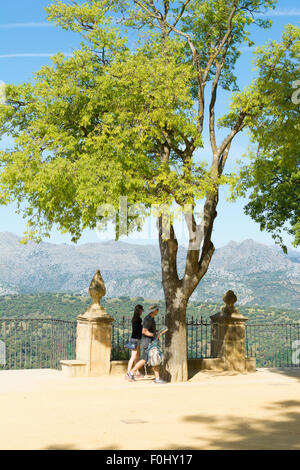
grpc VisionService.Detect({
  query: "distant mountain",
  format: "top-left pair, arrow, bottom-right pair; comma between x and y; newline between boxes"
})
0,232 -> 299,308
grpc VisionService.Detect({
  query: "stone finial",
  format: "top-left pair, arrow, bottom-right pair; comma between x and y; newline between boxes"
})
223,290 -> 237,308
221,290 -> 240,317
210,290 -> 247,322
89,269 -> 106,306
78,270 -> 113,321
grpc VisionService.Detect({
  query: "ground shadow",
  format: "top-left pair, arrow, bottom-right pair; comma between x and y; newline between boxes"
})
44,444 -> 76,450
268,367 -> 300,382
188,369 -> 243,380
44,443 -> 120,450
178,399 -> 300,450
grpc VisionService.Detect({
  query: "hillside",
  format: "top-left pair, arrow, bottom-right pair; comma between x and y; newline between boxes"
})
0,293 -> 299,324
0,232 -> 299,308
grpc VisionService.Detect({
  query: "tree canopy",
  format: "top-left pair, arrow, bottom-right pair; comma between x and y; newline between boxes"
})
0,0 -> 277,243
227,25 -> 300,251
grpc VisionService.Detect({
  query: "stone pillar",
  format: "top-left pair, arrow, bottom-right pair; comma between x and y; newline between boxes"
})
60,270 -> 114,377
210,290 -> 255,372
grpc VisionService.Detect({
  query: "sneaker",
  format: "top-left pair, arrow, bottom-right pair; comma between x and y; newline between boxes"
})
154,378 -> 167,384
126,371 -> 135,381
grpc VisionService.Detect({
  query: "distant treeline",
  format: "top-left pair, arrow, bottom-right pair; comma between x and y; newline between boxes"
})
0,293 -> 299,370
0,292 -> 299,323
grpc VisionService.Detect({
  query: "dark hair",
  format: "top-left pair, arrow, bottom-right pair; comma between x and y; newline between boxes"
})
132,304 -> 143,323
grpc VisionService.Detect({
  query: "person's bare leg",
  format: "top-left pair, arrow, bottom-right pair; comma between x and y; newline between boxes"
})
131,359 -> 146,374
133,345 -> 141,375
153,366 -> 160,380
127,349 -> 137,373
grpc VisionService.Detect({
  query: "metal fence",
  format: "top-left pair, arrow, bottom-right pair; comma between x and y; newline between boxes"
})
111,315 -> 211,360
112,317 -> 300,367
245,322 -> 300,368
0,317 -> 300,370
187,316 -> 211,359
0,318 -> 76,370
111,315 -> 167,360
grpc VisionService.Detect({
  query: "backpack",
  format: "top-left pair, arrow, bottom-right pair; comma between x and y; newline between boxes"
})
147,340 -> 164,367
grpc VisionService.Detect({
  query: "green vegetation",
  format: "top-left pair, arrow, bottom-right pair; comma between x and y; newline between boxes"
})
229,26 -> 300,250
0,293 -> 299,323
0,294 -> 299,370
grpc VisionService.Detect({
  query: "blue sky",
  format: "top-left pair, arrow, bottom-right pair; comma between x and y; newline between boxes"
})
0,0 -> 299,250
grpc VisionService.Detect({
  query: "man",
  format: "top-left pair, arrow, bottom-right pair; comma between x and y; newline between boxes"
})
127,304 -> 167,384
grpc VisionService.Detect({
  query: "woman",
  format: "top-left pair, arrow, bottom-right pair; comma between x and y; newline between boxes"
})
126,304 -> 143,379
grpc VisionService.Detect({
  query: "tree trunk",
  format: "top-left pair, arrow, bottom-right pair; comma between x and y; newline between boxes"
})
162,293 -> 189,383
158,216 -> 189,382
158,193 -> 217,382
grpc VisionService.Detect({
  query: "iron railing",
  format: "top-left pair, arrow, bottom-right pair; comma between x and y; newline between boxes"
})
111,315 -> 167,360
112,317 -> 300,367
0,317 -> 299,370
0,318 -> 76,370
245,322 -> 300,368
187,316 -> 211,359
111,316 -> 212,360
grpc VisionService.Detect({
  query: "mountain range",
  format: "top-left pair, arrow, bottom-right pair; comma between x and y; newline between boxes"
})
0,232 -> 299,308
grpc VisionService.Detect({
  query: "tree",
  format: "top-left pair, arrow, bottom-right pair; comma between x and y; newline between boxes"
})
0,0 -> 286,382
226,25 -> 300,252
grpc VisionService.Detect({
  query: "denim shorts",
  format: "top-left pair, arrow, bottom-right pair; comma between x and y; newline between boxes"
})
141,345 -> 149,361
130,338 -> 141,350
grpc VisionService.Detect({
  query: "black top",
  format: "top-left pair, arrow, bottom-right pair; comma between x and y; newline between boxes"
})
131,316 -> 142,339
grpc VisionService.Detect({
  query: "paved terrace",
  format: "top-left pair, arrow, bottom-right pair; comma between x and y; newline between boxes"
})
1,368 -> 300,450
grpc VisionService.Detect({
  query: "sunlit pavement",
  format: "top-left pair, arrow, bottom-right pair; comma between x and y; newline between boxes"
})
0,367 -> 300,450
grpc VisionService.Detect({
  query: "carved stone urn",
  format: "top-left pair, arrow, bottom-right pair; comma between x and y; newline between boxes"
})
78,270 -> 113,321
60,270 -> 114,377
210,290 -> 249,372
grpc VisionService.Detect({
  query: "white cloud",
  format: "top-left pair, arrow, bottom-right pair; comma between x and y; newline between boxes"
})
259,9 -> 300,17
0,23 -> 54,29
0,52 -> 73,58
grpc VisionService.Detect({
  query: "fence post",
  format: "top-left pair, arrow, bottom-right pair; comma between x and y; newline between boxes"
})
60,270 -> 114,377
210,291 -> 256,372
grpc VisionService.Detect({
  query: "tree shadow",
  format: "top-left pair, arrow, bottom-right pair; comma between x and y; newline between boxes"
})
44,443 -> 120,450
180,399 -> 300,449
44,444 -> 76,450
96,444 -> 120,450
269,367 -> 300,382
188,369 -> 243,380
164,444 -> 200,450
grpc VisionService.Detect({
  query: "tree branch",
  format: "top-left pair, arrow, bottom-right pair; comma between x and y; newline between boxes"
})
7,99 -> 29,107
172,0 -> 192,29
218,142 -> 232,175
158,217 -> 180,289
133,0 -> 162,21
202,0 -> 238,83
209,35 -> 232,163
218,112 -> 247,158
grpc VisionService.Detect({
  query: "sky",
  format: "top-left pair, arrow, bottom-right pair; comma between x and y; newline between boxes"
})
0,0 -> 299,250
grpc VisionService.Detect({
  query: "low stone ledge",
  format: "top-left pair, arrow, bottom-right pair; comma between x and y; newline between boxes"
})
110,360 -> 128,376
188,357 -> 256,377
60,360 -> 87,378
245,358 -> 256,373
188,358 -> 226,378
110,360 -> 154,376
110,358 -> 256,379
